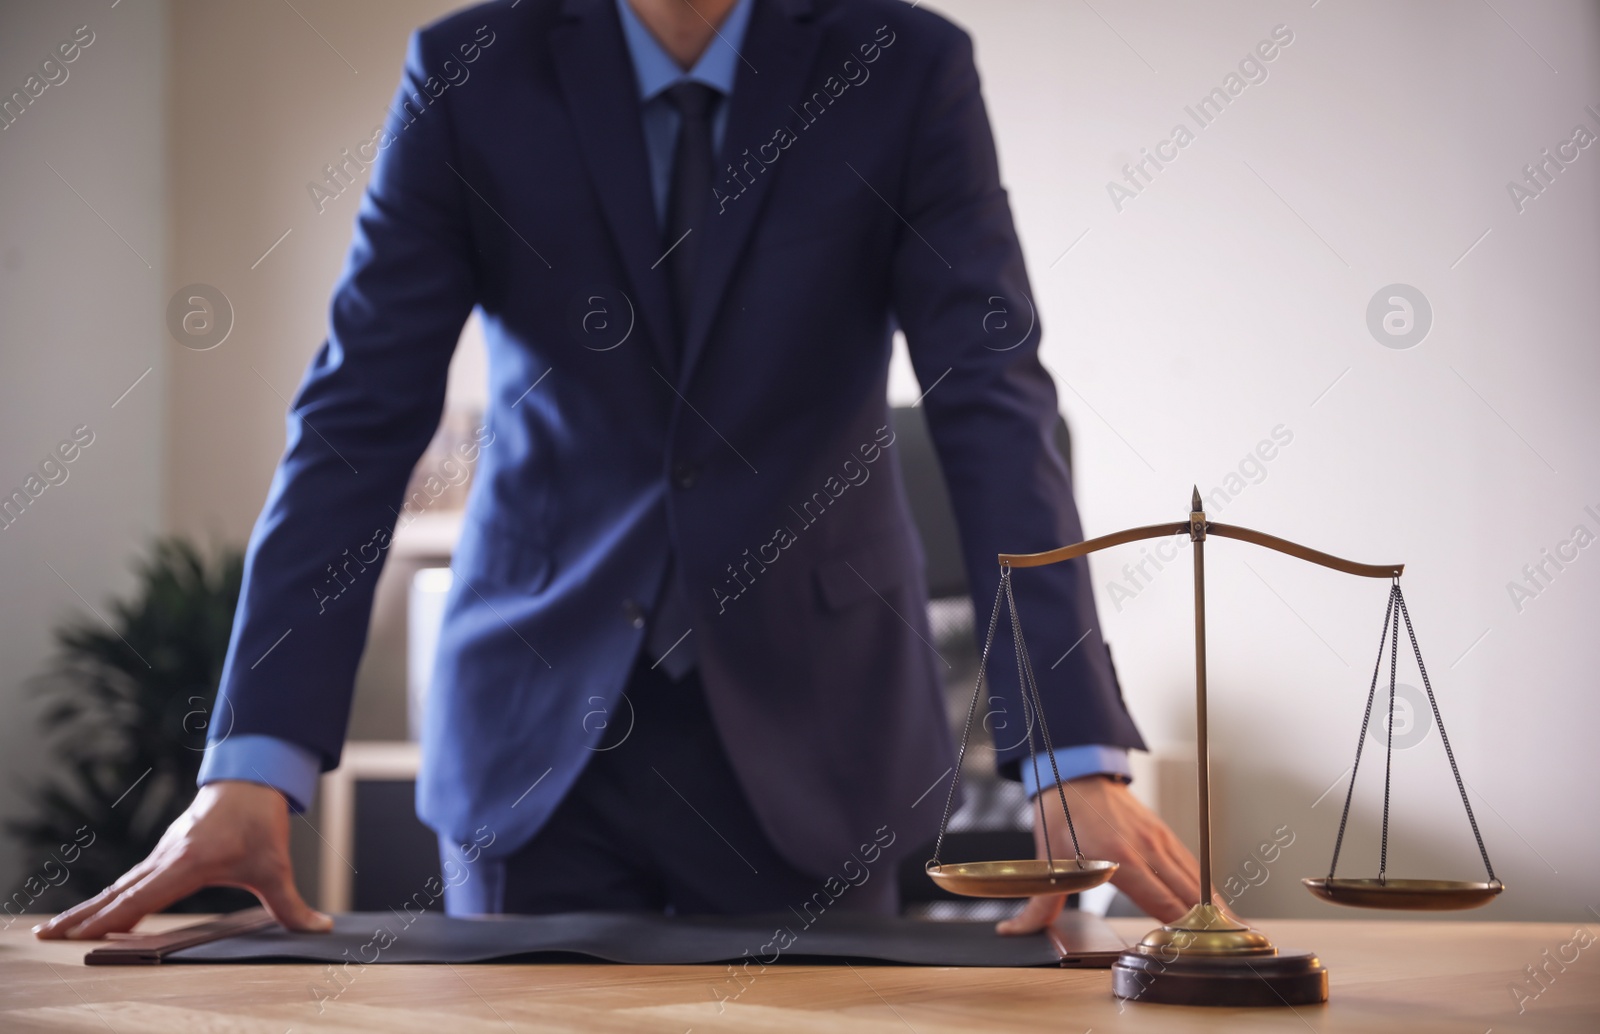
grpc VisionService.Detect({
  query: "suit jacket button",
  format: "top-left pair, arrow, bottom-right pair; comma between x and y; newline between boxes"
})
671,461 -> 699,490
622,599 -> 646,629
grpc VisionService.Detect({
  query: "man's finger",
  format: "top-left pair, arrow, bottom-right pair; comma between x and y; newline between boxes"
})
1110,854 -> 1189,923
1150,832 -> 1245,922
34,857 -> 159,939
995,892 -> 1065,936
253,869 -> 333,933
1151,839 -> 1203,911
64,864 -> 203,940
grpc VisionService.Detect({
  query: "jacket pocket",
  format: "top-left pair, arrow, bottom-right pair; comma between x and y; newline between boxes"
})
813,531 -> 916,611
450,512 -> 552,595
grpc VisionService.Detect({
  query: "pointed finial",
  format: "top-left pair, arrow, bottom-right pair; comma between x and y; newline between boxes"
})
1191,485 -> 1202,512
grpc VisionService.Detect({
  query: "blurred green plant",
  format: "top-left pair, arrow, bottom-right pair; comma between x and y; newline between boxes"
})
6,538 -> 255,917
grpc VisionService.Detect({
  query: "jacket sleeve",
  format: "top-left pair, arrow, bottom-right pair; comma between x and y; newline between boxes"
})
208,29 -> 479,773
888,26 -> 1146,779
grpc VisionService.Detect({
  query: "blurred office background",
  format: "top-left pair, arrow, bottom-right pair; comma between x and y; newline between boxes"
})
1,0 -> 1596,923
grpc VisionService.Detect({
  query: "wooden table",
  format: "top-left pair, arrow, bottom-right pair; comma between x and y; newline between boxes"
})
3,915 -> 1596,1032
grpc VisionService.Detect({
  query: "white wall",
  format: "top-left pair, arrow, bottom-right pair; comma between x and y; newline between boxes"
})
903,0 -> 1600,921
0,0 -> 168,900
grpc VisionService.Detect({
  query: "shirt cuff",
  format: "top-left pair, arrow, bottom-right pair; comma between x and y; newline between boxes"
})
1017,745 -> 1132,798
197,734 -> 322,813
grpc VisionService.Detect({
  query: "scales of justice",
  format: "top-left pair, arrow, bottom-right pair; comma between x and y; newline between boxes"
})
925,489 -> 1502,1007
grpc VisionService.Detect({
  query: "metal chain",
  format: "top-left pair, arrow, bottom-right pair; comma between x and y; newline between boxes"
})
1328,582 -> 1499,886
1015,627 -> 1055,869
1003,572 -> 1084,860
1011,595 -> 1049,870
1329,584 -> 1397,878
1005,575 -> 1054,866
930,569 -> 1010,866
1380,580 -> 1401,883
1396,587 -> 1498,883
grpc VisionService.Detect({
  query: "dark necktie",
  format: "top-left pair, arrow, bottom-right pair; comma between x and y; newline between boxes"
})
662,81 -> 720,345
648,82 -> 719,681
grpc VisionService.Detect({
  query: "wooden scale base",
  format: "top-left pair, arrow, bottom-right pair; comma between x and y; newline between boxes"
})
1112,950 -> 1328,1008
1108,904 -> 1327,1007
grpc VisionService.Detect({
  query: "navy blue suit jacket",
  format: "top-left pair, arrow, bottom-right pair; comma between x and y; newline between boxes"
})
212,0 -> 1144,878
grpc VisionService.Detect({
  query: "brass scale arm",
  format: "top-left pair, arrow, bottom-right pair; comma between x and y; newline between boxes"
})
999,521 -> 1404,580
994,494 -> 1401,908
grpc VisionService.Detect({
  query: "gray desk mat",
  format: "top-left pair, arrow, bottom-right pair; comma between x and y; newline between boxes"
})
171,910 -> 1108,967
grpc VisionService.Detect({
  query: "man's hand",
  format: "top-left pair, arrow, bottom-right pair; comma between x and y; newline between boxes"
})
996,774 -> 1208,933
33,781 -> 332,940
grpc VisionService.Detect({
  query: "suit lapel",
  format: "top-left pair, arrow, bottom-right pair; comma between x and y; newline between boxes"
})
678,0 -> 825,387
550,0 -> 678,373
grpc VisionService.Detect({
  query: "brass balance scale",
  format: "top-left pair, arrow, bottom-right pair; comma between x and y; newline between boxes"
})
925,489 -> 1502,1007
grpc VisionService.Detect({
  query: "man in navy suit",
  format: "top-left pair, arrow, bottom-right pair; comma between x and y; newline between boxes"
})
39,0 -> 1201,941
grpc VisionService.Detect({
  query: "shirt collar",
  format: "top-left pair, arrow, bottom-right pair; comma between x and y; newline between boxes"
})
614,0 -> 754,102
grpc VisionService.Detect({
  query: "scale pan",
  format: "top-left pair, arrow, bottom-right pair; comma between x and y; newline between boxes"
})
1302,877 -> 1503,911
926,859 -> 1118,898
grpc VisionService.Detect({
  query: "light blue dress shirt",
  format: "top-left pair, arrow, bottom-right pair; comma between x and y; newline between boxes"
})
616,0 -> 753,222
1019,743 -> 1131,797
197,0 -> 1127,814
